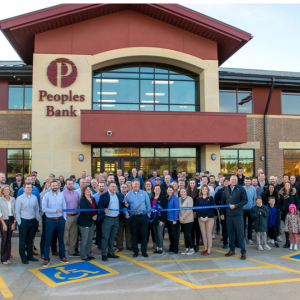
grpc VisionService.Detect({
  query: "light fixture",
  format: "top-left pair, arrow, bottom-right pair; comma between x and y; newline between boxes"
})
146,93 -> 165,96
97,92 -> 117,95
260,155 -> 265,161
102,105 -> 115,107
151,81 -> 174,84
95,79 -> 119,83
102,100 -> 116,102
211,153 -> 216,161
180,106 -> 187,108
22,133 -> 31,140
141,100 -> 159,103
78,154 -> 84,162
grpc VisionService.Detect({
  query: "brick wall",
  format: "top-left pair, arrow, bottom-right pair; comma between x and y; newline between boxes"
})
0,113 -> 31,140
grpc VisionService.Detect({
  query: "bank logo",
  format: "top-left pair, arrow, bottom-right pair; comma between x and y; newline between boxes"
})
47,58 -> 77,88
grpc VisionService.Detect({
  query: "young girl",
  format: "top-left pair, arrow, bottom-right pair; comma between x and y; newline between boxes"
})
250,196 -> 271,251
284,204 -> 300,250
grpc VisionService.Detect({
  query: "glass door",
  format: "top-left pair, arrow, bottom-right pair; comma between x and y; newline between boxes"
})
102,157 -> 119,175
121,158 -> 139,177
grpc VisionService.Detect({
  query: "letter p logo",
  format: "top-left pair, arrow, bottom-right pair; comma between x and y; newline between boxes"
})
47,58 -> 77,88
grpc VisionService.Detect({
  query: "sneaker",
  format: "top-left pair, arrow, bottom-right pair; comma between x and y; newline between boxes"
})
274,242 -> 280,248
290,244 -> 293,250
294,244 -> 298,251
186,249 -> 195,255
270,239 -> 275,244
267,239 -> 271,244
60,258 -> 69,264
212,234 -> 215,239
263,245 -> 272,250
181,249 -> 189,255
258,245 -> 263,251
43,260 -> 49,267
277,236 -> 283,242
248,239 -> 254,245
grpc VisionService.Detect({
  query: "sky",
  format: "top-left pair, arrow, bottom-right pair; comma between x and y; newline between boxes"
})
0,1 -> 299,72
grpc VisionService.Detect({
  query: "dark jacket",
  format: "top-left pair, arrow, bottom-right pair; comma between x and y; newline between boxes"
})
77,196 -> 97,227
150,194 -> 168,225
250,204 -> 269,232
262,189 -> 278,206
258,179 -> 269,192
278,187 -> 300,221
160,182 -> 171,199
11,181 -> 23,199
237,174 -> 245,186
220,185 -> 248,217
97,191 -> 124,222
196,196 -> 215,218
118,193 -> 128,222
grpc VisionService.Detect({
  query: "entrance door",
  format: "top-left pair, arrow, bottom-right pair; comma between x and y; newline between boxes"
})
101,157 -> 139,176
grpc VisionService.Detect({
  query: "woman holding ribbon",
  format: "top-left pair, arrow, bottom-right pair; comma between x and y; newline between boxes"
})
150,184 -> 167,254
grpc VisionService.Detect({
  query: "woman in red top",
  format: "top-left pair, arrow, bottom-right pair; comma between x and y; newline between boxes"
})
77,186 -> 97,261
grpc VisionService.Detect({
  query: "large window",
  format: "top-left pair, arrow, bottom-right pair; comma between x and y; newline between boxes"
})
282,90 -> 300,115
7,149 -> 32,183
219,87 -> 252,113
284,150 -> 300,175
9,82 -> 32,110
92,63 -> 199,112
220,149 -> 254,177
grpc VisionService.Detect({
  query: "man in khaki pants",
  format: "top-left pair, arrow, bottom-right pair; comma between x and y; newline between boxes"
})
62,178 -> 80,257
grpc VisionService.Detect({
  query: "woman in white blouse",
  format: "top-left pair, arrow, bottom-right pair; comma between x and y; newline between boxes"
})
0,185 -> 16,264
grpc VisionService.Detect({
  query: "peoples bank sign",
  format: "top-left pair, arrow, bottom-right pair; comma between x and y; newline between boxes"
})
39,58 -> 85,116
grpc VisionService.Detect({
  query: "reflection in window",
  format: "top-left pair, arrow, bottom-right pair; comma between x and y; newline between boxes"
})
220,149 -> 254,177
8,82 -> 32,110
219,88 -> 252,113
282,91 -> 300,115
284,150 -> 300,175
7,149 -> 31,183
171,158 -> 196,179
92,63 -> 199,111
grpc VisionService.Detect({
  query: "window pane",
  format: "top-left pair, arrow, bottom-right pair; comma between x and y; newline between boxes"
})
141,80 -> 154,104
284,150 -> 300,159
170,158 -> 196,179
170,81 -> 196,105
140,105 -> 154,111
169,74 -> 197,81
102,73 -> 139,79
92,148 -> 101,157
170,105 -> 195,112
284,158 -> 300,175
282,94 -> 300,115
93,78 -> 100,102
24,160 -> 31,176
93,158 -> 100,176
104,161 -> 118,175
155,105 -> 168,111
155,74 -> 168,80
219,91 -> 236,113
155,158 -> 169,177
155,81 -> 168,104
9,87 -> 23,109
220,159 -> 238,177
239,150 -> 253,159
155,64 -> 168,73
93,104 -> 100,110
7,160 -> 23,177
141,74 -> 154,79
24,149 -> 32,159
169,65 -> 193,75
102,147 -> 139,157
140,63 -> 154,73
7,149 -> 23,159
155,148 -> 169,157
238,91 -> 252,113
24,88 -> 32,109
102,79 -> 139,103
103,63 -> 139,73
140,148 -> 155,157
239,159 -> 254,177
140,158 -> 155,180
102,104 -> 139,111
170,148 -> 196,157
220,149 -> 238,159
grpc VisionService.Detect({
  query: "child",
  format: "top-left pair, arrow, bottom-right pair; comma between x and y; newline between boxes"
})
250,196 -> 271,251
284,204 -> 300,250
267,197 -> 279,248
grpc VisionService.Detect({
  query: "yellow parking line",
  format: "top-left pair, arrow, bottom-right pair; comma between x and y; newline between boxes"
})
0,276 -> 13,298
166,266 -> 273,273
137,256 -> 237,263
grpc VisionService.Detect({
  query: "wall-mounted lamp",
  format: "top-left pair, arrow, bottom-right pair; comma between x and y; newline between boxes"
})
211,153 -> 216,161
78,154 -> 84,162
22,133 -> 31,140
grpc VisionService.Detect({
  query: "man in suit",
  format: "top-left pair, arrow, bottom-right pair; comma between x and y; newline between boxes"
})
98,181 -> 129,261
114,169 -> 123,189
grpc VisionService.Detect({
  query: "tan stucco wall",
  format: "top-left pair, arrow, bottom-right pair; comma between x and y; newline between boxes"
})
200,145 -> 221,175
32,54 -> 92,181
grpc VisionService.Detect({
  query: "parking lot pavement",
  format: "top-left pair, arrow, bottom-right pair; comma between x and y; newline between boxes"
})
1,235 -> 300,300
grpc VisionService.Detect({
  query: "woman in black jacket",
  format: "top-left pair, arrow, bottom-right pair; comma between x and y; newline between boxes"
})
263,184 -> 278,206
278,180 -> 300,248
150,185 -> 167,254
77,186 -> 97,260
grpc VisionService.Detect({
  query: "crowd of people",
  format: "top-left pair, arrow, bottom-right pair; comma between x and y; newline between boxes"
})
0,167 -> 299,267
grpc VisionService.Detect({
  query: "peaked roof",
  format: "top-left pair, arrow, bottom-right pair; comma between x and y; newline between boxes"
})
0,3 -> 253,65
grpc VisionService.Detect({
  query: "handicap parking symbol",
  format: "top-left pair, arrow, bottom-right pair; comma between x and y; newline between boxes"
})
29,261 -> 119,287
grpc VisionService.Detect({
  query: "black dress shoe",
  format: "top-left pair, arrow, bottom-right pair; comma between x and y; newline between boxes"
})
284,243 -> 290,248
241,254 -> 246,260
142,253 -> 148,258
27,256 -> 39,262
157,250 -> 163,254
194,245 -> 199,253
107,253 -> 119,259
133,253 -> 139,257
22,259 -> 29,264
153,250 -> 159,254
88,256 -> 95,260
102,256 -> 108,262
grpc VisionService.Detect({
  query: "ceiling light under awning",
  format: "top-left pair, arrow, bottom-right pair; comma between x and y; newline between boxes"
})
97,92 -> 117,95
145,93 -> 165,96
151,81 -> 174,84
96,79 -> 119,83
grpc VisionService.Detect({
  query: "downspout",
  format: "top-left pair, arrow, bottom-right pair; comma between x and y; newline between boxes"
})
264,77 -> 275,178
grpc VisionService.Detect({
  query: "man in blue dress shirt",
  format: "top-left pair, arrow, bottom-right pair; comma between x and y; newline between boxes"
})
42,180 -> 68,267
17,175 -> 40,204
